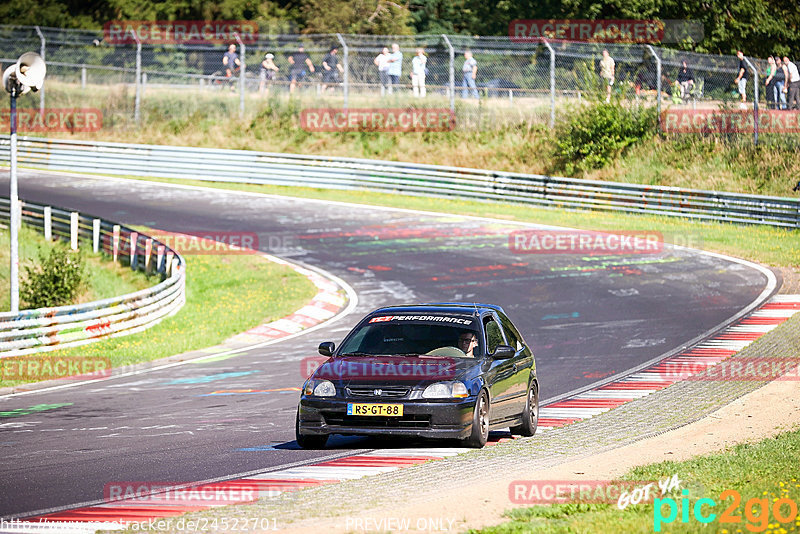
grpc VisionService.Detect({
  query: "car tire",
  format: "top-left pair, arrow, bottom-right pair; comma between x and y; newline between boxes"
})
295,410 -> 328,449
510,381 -> 538,437
462,390 -> 489,448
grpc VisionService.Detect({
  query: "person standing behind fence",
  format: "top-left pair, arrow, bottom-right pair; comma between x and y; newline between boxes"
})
288,45 -> 315,94
222,44 -> 240,92
735,50 -> 748,107
461,50 -> 478,99
784,56 -> 800,110
676,59 -> 695,100
374,47 -> 391,96
259,53 -> 279,96
387,43 -> 403,94
411,48 -> 427,98
321,46 -> 344,93
764,57 -> 776,109
774,56 -> 788,110
600,49 -> 615,103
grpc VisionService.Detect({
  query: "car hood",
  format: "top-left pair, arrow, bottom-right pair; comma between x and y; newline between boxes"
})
313,355 -> 480,387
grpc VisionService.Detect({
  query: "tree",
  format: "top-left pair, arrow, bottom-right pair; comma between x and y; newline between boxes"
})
300,0 -> 413,34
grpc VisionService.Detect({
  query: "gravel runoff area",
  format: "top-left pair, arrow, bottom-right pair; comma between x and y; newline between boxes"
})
147,268 -> 800,533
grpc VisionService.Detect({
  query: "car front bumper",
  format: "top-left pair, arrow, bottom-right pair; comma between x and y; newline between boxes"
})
298,396 -> 477,440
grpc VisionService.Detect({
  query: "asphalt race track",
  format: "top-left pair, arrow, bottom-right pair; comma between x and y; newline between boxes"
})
0,171 -> 773,518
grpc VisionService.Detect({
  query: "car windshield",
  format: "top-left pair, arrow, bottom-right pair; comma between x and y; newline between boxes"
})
339,315 -> 483,358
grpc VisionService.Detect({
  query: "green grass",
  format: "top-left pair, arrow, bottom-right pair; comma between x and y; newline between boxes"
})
66,174 -> 800,268
0,241 -> 319,388
0,225 -> 151,311
470,425 -> 800,533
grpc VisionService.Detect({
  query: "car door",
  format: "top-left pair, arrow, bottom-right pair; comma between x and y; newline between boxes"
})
483,313 -> 516,422
497,311 -> 533,417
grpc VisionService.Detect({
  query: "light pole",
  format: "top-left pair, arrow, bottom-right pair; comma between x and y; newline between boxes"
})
3,52 -> 46,312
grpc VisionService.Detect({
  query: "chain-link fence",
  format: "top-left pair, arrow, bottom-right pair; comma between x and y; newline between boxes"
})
1,24 -> 794,139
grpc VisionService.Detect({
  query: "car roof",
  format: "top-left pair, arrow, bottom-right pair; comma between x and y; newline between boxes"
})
370,302 -> 505,316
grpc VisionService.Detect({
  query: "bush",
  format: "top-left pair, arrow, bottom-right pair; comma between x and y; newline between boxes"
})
20,245 -> 86,309
555,103 -> 657,174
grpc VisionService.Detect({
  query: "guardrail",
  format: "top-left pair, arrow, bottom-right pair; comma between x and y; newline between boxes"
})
1,136 -> 798,229
0,197 -> 186,357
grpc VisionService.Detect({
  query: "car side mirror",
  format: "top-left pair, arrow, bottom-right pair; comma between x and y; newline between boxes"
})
318,342 -> 335,357
491,344 -> 515,360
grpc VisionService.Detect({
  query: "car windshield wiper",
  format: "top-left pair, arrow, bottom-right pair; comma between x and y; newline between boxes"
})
339,352 -> 373,357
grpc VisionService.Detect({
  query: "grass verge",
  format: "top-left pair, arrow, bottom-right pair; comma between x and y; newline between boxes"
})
0,225 -> 151,311
0,240 -> 318,388
470,424 -> 800,533
65,173 -> 800,268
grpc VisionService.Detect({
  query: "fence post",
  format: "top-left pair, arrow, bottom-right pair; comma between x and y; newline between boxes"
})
142,72 -> 147,96
81,65 -> 87,88
442,35 -> 455,112
129,29 -> 141,124
70,212 -> 79,250
744,57 -> 759,145
543,39 -> 555,128
43,206 -> 52,241
337,33 -> 348,110
34,26 -> 45,116
646,45 -> 662,132
234,33 -> 245,118
92,219 -> 101,252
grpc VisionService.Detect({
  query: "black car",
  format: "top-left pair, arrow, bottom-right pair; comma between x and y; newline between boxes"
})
296,303 -> 538,449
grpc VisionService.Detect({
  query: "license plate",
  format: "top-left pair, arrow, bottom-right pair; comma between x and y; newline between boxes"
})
347,403 -> 403,417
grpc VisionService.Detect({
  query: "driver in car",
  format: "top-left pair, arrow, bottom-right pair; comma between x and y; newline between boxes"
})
458,332 -> 479,358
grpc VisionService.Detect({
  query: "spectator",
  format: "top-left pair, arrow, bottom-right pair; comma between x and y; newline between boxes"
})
321,46 -> 344,93
461,50 -> 478,99
411,48 -> 427,98
222,44 -> 240,92
774,56 -> 788,110
784,56 -> 800,110
735,50 -> 748,106
258,53 -> 279,96
387,43 -> 403,94
374,47 -> 391,96
600,49 -> 615,103
287,45 -> 314,94
676,59 -> 695,100
764,56 -> 776,109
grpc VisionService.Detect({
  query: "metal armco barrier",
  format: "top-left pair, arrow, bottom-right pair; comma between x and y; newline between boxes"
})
0,196 -> 186,357
1,136 -> 799,229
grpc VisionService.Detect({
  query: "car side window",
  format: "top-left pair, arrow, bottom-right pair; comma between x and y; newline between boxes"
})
498,313 -> 523,351
484,316 -> 504,355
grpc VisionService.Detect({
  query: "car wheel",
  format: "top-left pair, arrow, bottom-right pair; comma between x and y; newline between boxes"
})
462,390 -> 489,448
510,381 -> 538,437
295,409 -> 328,449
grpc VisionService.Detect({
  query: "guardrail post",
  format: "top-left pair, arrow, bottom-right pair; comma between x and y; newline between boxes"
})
113,224 -> 120,261
144,238 -> 152,272
543,39 -> 555,128
336,33 -> 348,110
442,35 -> 455,112
646,45 -> 662,133
70,212 -> 79,250
157,244 -> 165,274
166,250 -> 174,276
43,206 -> 52,241
92,219 -> 101,252
129,231 -> 138,270
744,56 -> 759,145
34,26 -> 45,117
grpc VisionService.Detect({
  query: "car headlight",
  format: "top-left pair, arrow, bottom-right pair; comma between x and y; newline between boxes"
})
303,379 -> 336,397
422,381 -> 469,399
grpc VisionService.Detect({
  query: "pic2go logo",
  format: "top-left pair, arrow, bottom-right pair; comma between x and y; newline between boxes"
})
654,489 -> 800,532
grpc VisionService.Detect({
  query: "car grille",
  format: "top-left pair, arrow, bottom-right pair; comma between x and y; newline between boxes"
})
322,412 -> 431,429
346,385 -> 410,398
